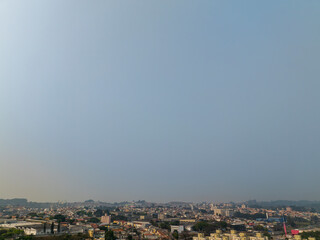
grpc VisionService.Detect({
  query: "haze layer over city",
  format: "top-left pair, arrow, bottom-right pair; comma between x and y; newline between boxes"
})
1,0 -> 320,204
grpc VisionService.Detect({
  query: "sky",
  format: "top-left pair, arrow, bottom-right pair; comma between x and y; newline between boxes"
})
0,0 -> 320,203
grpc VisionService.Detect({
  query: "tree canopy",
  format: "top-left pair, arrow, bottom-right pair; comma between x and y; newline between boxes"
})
192,221 -> 229,234
105,230 -> 116,240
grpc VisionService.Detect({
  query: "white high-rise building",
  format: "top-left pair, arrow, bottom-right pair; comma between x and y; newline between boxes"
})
101,214 -> 111,224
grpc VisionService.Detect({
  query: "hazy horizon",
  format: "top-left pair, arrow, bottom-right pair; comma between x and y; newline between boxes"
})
1,1 -> 320,203
2,197 -> 320,204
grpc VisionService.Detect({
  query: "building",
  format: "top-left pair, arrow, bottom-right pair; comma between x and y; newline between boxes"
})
23,228 -> 37,235
171,225 -> 184,233
193,230 -> 268,240
213,208 -> 234,217
101,214 -> 111,224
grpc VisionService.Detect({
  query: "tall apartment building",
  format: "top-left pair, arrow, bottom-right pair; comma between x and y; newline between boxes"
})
213,208 -> 234,217
101,214 -> 111,224
193,230 -> 268,240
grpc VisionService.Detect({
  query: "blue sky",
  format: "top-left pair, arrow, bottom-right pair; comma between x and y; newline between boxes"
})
0,0 -> 320,202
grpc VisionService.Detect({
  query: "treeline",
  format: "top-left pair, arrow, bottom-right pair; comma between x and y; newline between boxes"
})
0,198 -> 28,206
301,231 -> 320,240
192,221 -> 229,235
150,220 -> 180,230
286,216 -> 319,228
0,198 -> 60,208
246,200 -> 320,212
0,228 -> 24,240
233,212 -> 267,219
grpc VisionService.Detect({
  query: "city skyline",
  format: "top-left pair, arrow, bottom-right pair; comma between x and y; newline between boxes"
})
2,198 -> 320,205
1,0 -> 320,203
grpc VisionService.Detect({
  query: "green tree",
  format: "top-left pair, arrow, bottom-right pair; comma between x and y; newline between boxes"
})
311,216 -> 319,224
170,221 -> 180,225
18,236 -> 34,240
76,210 -> 86,216
105,230 -> 116,240
192,221 -> 229,235
0,228 -> 24,239
94,209 -> 105,217
88,217 -> 100,223
287,217 -> 297,228
172,230 -> 179,239
54,214 -> 66,223
301,231 -> 320,240
67,219 -> 75,224
27,212 -> 38,218
99,226 -> 109,231
192,221 -> 210,231
51,222 -> 54,234
150,220 -> 158,227
216,221 -> 228,229
254,225 -> 266,231
159,222 -> 170,230
180,231 -> 192,240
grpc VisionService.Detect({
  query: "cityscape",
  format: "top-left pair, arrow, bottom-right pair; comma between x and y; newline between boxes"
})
1,0 -> 320,240
0,199 -> 320,240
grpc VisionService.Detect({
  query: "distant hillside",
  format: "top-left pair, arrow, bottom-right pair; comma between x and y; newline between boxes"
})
0,198 -> 28,206
245,200 -> 320,212
0,198 -> 57,208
